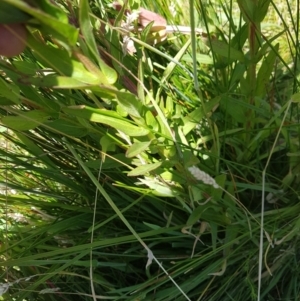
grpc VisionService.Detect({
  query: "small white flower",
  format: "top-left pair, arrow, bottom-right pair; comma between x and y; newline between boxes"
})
126,10 -> 140,27
39,287 -> 60,294
188,166 -> 219,189
0,283 -> 10,296
122,35 -> 136,55
120,10 -> 140,55
122,10 -> 140,32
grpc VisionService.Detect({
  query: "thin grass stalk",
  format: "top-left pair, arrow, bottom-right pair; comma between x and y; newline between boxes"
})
89,160 -> 103,301
64,138 -> 192,301
258,98 -> 293,301
188,0 -> 203,102
4,127 -> 9,287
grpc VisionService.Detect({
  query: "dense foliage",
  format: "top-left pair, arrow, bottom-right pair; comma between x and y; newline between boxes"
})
0,0 -> 299,300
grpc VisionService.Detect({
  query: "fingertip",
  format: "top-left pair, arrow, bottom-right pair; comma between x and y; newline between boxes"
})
0,23 -> 27,57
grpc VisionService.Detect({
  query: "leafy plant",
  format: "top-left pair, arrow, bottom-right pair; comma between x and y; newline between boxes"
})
0,0 -> 299,300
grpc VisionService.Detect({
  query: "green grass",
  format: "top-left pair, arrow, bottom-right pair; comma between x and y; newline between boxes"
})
0,0 -> 300,300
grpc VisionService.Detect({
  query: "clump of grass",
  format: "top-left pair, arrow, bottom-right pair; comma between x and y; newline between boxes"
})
0,0 -> 299,300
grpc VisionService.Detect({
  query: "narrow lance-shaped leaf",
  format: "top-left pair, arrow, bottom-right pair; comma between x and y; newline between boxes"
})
255,0 -> 272,23
114,91 -> 143,118
0,78 -> 21,104
255,44 -> 279,97
79,0 -> 117,84
291,92 -> 300,103
2,110 -> 50,131
25,34 -> 107,86
44,119 -> 88,138
138,177 -> 180,197
20,76 -> 101,89
127,162 -> 162,177
62,105 -> 149,137
3,0 -> 78,46
126,140 -> 153,158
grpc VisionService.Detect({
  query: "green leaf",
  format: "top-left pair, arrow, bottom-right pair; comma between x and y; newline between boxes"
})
0,97 -> 16,105
155,114 -> 173,140
79,0 -> 117,84
237,0 -> 255,22
100,135 -> 117,154
255,0 -> 271,23
24,35 -> 107,86
19,75 -> 102,89
38,0 -> 68,24
187,204 -> 231,227
211,174 -> 226,199
255,44 -> 279,97
208,40 -> 245,63
186,204 -> 209,226
219,95 -> 246,123
19,86 -> 60,112
145,110 -> 159,131
114,91 -> 143,118
44,119 -> 88,137
139,177 -> 180,197
0,78 -> 21,104
126,140 -> 153,158
62,106 -> 149,137
127,162 -> 162,176
291,92 -> 300,103
0,2 -> 31,24
13,61 -> 38,76
107,2 -> 124,75
201,208 -> 231,225
224,225 -> 239,257
255,31 -> 284,63
85,154 -> 131,170
79,0 -> 99,58
2,111 -> 50,131
282,171 -> 294,187
210,222 -> 218,251
182,97 -> 220,135
15,132 -> 58,169
3,0 -> 78,46
182,53 -> 213,65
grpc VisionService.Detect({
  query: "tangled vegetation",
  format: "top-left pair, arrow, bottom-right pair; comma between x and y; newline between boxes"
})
0,0 -> 299,300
